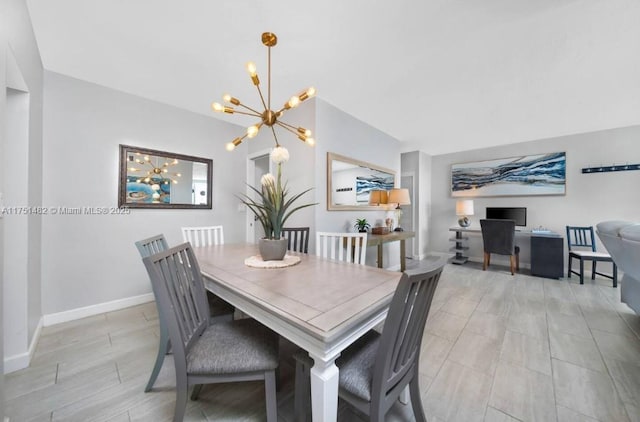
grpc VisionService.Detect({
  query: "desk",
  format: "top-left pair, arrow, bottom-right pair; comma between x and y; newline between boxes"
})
193,244 -> 401,422
368,231 -> 415,272
448,227 -> 564,278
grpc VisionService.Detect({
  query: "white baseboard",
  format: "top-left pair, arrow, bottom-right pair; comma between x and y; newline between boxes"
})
43,293 -> 154,327
4,316 -> 43,374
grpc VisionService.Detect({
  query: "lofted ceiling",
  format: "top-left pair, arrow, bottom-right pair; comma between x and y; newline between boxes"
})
26,0 -> 640,155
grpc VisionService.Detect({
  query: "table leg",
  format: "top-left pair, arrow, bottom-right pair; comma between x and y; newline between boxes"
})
377,244 -> 383,268
310,353 -> 340,422
400,239 -> 406,272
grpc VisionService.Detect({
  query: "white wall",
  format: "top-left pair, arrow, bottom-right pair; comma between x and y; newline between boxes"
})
315,99 -> 402,268
1,0 -> 44,380
41,71 -> 248,315
429,125 -> 640,271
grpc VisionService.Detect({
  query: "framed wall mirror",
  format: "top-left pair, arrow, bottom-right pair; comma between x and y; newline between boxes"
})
327,152 -> 396,211
118,145 -> 213,209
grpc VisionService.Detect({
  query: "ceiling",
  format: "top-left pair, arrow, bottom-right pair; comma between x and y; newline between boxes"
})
26,0 -> 640,155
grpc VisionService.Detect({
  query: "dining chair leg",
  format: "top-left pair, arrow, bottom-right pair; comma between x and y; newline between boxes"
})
580,259 -> 585,284
509,255 -> 515,275
592,261 -> 597,280
190,384 -> 203,400
613,263 -> 618,288
174,378 -> 188,422
483,252 -> 490,270
265,370 -> 278,422
294,356 -> 311,422
409,374 -> 426,422
145,325 -> 170,392
568,256 -> 572,278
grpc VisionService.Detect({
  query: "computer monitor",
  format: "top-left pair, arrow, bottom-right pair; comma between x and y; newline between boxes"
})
486,207 -> 527,227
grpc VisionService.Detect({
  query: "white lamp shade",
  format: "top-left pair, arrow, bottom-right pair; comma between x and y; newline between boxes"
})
388,188 -> 411,205
456,199 -> 474,216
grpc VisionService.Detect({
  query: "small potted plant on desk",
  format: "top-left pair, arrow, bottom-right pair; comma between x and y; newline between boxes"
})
354,218 -> 371,233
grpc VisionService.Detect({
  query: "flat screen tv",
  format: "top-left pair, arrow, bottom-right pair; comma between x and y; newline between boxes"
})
486,207 -> 527,227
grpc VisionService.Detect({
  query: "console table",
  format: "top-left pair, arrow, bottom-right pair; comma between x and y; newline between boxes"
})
367,231 -> 415,272
448,227 -> 564,278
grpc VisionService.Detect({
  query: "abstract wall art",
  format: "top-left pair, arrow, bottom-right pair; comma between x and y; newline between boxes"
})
451,152 -> 566,197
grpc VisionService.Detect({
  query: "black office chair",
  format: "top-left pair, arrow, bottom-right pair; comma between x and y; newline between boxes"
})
566,226 -> 617,287
282,227 -> 310,253
480,219 -> 520,275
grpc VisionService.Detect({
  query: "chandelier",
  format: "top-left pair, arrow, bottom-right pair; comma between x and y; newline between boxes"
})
211,32 -> 316,151
128,154 -> 181,186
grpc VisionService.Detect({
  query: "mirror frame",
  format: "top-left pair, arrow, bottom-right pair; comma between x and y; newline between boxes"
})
118,144 -> 213,209
327,152 -> 396,211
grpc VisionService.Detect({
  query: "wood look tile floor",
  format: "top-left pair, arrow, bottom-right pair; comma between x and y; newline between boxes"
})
5,262 -> 640,421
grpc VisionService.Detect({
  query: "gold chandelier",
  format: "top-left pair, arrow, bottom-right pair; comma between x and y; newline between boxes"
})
211,32 -> 316,151
128,154 -> 181,185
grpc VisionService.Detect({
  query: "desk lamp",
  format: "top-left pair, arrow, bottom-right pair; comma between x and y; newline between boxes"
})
368,190 -> 388,206
388,188 -> 411,231
456,199 -> 474,227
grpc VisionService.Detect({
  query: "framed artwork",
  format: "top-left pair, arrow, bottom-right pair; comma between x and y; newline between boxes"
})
451,152 -> 566,197
119,144 -> 213,209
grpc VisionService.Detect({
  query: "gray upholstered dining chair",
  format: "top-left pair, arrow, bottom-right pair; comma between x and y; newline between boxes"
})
293,262 -> 445,421
180,225 -> 235,320
480,219 -> 520,275
282,227 -> 310,253
135,234 -> 234,393
316,231 -> 368,265
142,242 -> 279,422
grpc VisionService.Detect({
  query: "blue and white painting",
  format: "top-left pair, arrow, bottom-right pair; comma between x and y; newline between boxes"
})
451,152 -> 566,197
356,175 -> 395,203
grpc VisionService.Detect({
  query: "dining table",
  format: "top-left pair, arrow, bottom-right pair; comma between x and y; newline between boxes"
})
193,243 -> 402,422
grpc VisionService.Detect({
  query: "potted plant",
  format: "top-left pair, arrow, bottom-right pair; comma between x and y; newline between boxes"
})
354,218 -> 371,233
239,146 -> 317,261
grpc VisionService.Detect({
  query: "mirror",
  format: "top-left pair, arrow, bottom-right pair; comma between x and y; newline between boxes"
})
118,145 -> 212,209
327,152 -> 396,211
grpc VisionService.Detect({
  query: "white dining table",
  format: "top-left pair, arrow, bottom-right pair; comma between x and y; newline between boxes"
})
193,243 -> 402,422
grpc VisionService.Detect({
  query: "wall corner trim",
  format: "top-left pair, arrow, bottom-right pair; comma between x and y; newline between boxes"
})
3,317 -> 43,374
43,293 -> 154,327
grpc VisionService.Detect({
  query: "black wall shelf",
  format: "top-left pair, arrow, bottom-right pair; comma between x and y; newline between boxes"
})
582,163 -> 640,174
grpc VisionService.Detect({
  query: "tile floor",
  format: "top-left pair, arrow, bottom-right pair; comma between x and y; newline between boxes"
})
4,262 -> 640,421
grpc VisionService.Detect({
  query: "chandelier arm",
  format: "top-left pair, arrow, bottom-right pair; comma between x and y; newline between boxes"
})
235,103 -> 264,116
275,120 -> 300,131
230,109 -> 262,118
270,126 -> 280,147
254,83 -> 269,113
274,122 -> 301,137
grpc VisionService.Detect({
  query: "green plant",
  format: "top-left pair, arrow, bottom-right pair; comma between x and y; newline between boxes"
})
354,218 -> 371,232
239,146 -> 317,239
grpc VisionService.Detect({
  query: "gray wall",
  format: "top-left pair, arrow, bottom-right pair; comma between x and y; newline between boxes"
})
41,71 -> 247,314
1,0 -> 44,385
315,99 -> 402,268
429,125 -> 640,270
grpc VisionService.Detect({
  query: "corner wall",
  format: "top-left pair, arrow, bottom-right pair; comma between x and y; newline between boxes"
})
1,0 -> 44,378
429,125 -> 640,270
314,99 -> 402,268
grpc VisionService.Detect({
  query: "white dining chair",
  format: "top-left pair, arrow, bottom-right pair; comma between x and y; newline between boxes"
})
181,225 -> 224,247
316,232 -> 368,265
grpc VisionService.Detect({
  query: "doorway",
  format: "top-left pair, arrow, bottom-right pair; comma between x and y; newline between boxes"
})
401,173 -> 415,259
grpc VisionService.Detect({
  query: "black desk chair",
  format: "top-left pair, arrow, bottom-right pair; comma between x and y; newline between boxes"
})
566,226 -> 618,287
480,219 -> 520,275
